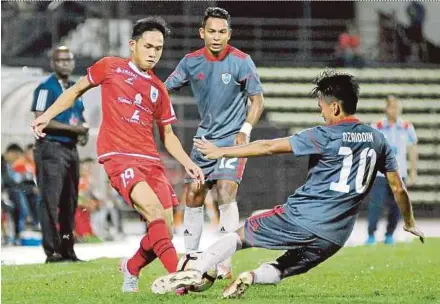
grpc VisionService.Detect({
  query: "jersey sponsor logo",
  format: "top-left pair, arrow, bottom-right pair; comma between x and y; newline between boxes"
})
134,93 -> 152,113
116,67 -> 139,79
221,73 -> 232,84
197,72 -> 205,80
124,76 -> 135,85
150,86 -> 159,103
134,93 -> 142,106
118,96 -> 132,105
131,110 -> 140,121
118,94 -> 153,114
122,110 -> 147,127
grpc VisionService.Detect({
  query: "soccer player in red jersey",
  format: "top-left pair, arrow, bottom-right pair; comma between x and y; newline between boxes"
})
31,17 -> 204,292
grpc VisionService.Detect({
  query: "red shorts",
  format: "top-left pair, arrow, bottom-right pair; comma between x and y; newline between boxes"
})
102,156 -> 179,209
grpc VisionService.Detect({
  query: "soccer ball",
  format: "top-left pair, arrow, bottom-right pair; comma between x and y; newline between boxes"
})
177,252 -> 217,292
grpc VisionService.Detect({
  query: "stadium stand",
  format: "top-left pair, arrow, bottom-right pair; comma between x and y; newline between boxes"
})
259,67 -> 440,206
2,2 -> 440,218
2,65 -> 439,215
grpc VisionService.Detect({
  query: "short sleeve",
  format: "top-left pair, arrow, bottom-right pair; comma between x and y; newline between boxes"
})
239,56 -> 263,96
288,127 -> 329,156
154,88 -> 177,126
378,136 -> 399,174
165,58 -> 189,91
406,123 -> 417,145
87,57 -> 111,86
31,85 -> 54,112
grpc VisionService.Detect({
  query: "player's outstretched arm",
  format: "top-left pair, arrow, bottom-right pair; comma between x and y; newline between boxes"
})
385,171 -> 425,243
407,144 -> 418,185
31,77 -> 93,139
194,136 -> 292,159
160,124 -> 205,185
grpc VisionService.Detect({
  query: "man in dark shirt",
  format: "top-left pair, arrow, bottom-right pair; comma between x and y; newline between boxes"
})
31,46 -> 89,263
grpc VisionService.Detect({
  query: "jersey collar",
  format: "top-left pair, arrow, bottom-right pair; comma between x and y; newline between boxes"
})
203,44 -> 231,61
332,116 -> 360,125
128,60 -> 152,79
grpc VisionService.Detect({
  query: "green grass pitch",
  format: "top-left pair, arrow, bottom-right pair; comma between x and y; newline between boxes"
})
2,238 -> 438,304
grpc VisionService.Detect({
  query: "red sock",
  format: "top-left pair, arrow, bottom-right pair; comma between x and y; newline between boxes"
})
127,234 -> 157,276
148,219 -> 178,273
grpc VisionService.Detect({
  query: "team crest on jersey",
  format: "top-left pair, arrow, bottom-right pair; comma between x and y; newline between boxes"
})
221,73 -> 232,84
150,86 -> 159,103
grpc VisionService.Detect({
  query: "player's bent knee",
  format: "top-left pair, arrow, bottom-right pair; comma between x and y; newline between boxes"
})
185,183 -> 206,207
216,181 -> 238,205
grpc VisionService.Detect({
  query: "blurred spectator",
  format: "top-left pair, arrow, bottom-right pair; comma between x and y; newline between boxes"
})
406,1 -> 428,62
1,1 -> 19,19
75,158 -> 99,242
76,157 -> 125,242
335,22 -> 364,68
102,182 -> 125,240
1,143 -> 29,245
366,96 -> 418,245
12,143 -> 40,231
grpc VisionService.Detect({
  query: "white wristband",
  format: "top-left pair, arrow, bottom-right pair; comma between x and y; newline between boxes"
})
239,122 -> 253,137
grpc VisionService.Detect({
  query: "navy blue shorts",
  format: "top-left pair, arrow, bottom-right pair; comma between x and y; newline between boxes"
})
185,134 -> 247,184
244,204 -> 342,278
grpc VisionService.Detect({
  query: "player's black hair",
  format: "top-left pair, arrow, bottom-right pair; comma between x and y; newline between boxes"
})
6,143 -> 24,154
25,143 -> 34,151
311,69 -> 360,115
131,16 -> 171,40
202,7 -> 231,28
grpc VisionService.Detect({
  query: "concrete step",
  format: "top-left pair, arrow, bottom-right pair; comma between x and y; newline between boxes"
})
263,83 -> 440,96
258,67 -> 440,81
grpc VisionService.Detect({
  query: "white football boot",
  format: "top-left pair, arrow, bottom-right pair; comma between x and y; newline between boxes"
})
222,271 -> 254,298
216,257 -> 232,279
151,270 -> 203,294
119,258 -> 139,293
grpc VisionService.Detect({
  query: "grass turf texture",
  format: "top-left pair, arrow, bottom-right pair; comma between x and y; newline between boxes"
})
2,238 -> 438,304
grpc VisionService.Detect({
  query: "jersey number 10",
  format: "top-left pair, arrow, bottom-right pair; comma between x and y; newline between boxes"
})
330,147 -> 377,194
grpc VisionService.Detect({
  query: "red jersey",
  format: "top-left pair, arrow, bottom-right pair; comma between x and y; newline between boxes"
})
87,57 -> 177,163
